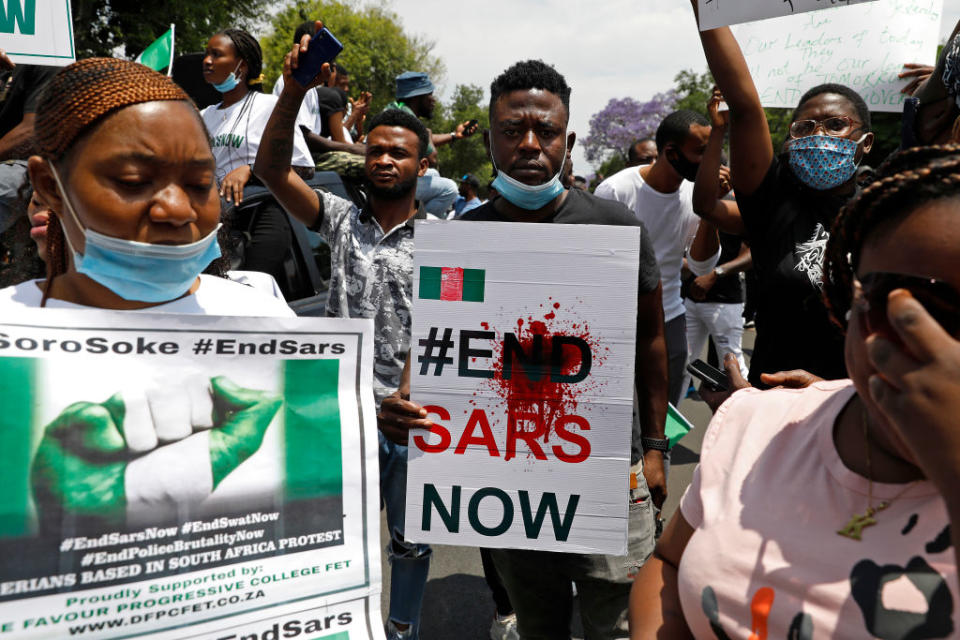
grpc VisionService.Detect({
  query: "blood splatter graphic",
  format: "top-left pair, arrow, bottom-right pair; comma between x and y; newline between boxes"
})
470,301 -> 608,460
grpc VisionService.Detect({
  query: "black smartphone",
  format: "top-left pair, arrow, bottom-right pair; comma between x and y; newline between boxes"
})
466,118 -> 479,129
686,359 -> 729,392
292,27 -> 344,88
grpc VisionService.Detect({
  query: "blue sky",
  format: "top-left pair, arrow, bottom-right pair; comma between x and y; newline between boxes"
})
388,0 -> 960,174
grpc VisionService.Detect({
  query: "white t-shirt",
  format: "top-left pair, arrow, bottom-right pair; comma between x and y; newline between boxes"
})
0,275 -> 296,317
595,166 -> 718,322
272,76 -> 324,135
200,92 -> 314,183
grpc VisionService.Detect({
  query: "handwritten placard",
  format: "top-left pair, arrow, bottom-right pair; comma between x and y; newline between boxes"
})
698,0 -> 877,30
733,0 -> 942,113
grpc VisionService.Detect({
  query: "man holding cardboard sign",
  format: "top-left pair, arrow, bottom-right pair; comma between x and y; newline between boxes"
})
382,59 -> 714,639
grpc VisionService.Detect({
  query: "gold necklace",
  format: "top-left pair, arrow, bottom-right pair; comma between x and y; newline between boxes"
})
837,405 -> 917,541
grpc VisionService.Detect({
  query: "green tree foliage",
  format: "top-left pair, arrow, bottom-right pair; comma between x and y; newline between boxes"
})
673,68 -> 793,146
70,0 -> 269,60
433,84 -> 492,186
261,1 -> 444,115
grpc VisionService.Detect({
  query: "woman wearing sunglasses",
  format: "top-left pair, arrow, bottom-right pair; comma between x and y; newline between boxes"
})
689,4 -> 874,386
630,144 -> 960,636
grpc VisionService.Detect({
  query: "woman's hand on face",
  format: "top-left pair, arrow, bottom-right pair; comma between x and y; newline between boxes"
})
220,165 -> 252,204
282,20 -> 333,91
867,290 -> 960,494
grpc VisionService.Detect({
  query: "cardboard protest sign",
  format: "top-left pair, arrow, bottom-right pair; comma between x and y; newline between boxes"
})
1,1 -> 75,66
734,0 -> 942,112
0,309 -> 382,639
697,0 -> 876,31
405,221 -> 639,555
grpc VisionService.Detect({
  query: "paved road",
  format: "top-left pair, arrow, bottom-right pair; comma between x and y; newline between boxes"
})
379,331 -> 754,638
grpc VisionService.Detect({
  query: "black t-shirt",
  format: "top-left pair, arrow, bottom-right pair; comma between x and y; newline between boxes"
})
0,64 -> 57,143
460,188 -> 662,465
314,86 -> 348,139
736,157 -> 851,386
682,231 -> 744,304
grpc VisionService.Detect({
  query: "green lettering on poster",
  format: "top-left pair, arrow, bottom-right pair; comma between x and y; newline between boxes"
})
0,0 -> 36,35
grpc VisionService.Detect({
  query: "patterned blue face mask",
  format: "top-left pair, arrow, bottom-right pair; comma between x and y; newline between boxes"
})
787,134 -> 867,191
49,161 -> 222,303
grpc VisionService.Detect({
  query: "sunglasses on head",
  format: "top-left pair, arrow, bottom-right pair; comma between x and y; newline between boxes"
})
859,272 -> 960,338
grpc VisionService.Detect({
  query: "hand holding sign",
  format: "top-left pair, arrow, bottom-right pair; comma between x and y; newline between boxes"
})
31,376 -> 280,532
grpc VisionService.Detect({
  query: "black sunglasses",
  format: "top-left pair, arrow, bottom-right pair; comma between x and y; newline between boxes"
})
859,272 -> 960,338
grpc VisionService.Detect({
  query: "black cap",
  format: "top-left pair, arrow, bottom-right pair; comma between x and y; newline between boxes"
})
459,173 -> 480,189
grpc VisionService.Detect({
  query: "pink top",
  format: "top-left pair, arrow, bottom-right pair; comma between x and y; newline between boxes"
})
678,380 -> 957,638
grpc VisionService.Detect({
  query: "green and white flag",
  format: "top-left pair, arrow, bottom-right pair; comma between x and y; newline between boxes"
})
135,24 -> 175,74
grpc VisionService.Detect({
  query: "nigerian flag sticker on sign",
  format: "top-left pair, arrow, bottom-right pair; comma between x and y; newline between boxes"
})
419,266 -> 485,302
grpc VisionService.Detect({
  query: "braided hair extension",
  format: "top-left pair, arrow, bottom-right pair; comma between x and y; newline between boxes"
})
219,29 -> 264,92
35,58 -> 190,160
822,143 -> 960,330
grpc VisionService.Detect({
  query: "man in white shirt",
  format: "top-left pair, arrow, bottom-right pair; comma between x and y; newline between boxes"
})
595,110 -> 720,406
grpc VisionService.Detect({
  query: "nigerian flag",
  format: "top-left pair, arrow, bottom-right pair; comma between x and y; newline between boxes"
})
136,24 -> 175,74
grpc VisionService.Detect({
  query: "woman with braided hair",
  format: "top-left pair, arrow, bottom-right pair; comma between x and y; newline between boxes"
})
0,56 -> 293,317
630,144 -> 960,637
201,28 -> 315,297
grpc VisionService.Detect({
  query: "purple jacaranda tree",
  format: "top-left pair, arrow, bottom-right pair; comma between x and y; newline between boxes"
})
583,91 -> 679,166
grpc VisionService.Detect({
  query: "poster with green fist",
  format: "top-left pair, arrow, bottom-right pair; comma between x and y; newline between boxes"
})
0,309 -> 382,639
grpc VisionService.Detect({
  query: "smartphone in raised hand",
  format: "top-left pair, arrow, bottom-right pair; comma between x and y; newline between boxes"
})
292,27 -> 343,88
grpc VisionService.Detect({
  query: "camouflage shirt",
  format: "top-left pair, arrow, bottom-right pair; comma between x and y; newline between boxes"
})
314,190 -> 427,406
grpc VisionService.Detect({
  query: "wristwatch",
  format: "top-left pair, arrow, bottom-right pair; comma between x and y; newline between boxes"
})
642,437 -> 670,452
714,265 -> 727,277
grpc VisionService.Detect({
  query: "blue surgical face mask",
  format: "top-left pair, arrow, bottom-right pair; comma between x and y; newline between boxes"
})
49,161 -> 222,303
787,134 -> 867,191
212,63 -> 242,93
489,136 -> 567,210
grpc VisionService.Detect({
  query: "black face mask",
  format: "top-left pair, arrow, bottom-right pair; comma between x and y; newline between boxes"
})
666,145 -> 700,182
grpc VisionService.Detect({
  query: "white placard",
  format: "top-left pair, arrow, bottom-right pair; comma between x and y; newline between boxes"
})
734,0 -> 942,112
1,0 -> 75,66
405,221 -> 639,555
698,0 -> 877,31
0,310 -> 384,639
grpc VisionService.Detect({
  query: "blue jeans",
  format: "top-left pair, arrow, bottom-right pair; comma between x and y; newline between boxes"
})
416,174 -> 458,216
380,432 -> 431,637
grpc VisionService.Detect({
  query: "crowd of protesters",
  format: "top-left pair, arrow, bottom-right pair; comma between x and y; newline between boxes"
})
1,5 -> 960,639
